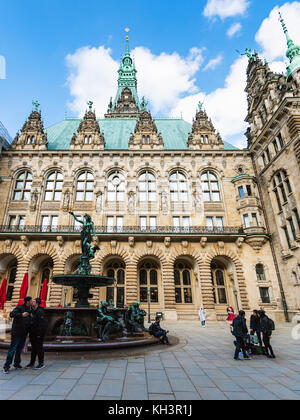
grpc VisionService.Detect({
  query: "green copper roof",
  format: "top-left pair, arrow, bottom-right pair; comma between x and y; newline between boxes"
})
279,13 -> 300,78
45,117 -> 240,151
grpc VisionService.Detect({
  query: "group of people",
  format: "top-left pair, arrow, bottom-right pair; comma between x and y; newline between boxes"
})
231,309 -> 276,360
3,296 -> 48,374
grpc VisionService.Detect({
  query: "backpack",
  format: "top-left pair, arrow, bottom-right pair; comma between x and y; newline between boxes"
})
148,323 -> 155,335
267,317 -> 275,331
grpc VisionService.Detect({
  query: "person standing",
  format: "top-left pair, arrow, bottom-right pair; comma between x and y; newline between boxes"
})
26,298 -> 48,370
226,306 -> 236,326
232,310 -> 251,360
3,296 -> 32,374
199,307 -> 206,328
250,309 -> 263,351
259,310 -> 276,358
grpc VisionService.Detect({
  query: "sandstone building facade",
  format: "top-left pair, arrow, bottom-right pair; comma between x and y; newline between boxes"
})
0,22 -> 299,321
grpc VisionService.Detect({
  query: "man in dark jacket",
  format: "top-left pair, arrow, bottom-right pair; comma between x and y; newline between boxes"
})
232,310 -> 251,360
250,309 -> 263,350
26,298 -> 48,370
3,296 -> 32,374
259,310 -> 275,358
149,317 -> 170,345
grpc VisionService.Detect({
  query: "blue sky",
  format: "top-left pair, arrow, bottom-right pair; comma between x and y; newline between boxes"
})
0,0 -> 299,147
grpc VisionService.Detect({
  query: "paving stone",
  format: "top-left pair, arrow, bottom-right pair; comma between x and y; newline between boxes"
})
224,392 -> 254,400
264,383 -> 300,399
104,367 -> 126,380
212,379 -> 243,392
96,379 -> 124,398
125,372 -> 147,385
197,388 -> 228,400
30,371 -> 62,385
126,363 -> 145,373
189,375 -> 216,388
9,385 -> 47,400
149,394 -> 175,400
38,395 -> 65,400
43,379 -> 77,396
60,367 -> 86,379
147,379 -> 172,394
174,391 -> 201,400
246,388 -> 280,400
66,384 -> 98,400
146,370 -> 168,380
0,375 -> 36,390
145,361 -> 164,370
169,377 -> 197,392
85,363 -> 108,374
78,373 -> 103,385
122,384 -> 148,400
203,369 -> 229,379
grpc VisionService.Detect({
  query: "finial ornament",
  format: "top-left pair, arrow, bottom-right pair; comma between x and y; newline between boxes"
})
87,101 -> 93,111
198,101 -> 204,111
32,100 -> 40,111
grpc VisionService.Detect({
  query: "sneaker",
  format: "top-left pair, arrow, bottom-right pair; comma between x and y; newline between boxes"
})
2,367 -> 9,374
234,357 -> 241,361
14,365 -> 23,370
243,356 -> 251,360
34,364 -> 45,370
25,364 -> 34,369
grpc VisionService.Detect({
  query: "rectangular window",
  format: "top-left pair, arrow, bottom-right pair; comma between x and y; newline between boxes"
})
206,217 -> 214,230
107,216 -> 114,233
140,217 -> 147,231
243,214 -> 250,228
175,288 -> 182,304
277,133 -> 284,148
8,216 -> 17,228
262,154 -> 267,167
116,217 -> 123,232
173,217 -> 180,233
289,218 -> 297,241
215,217 -> 224,229
18,216 -> 26,228
238,186 -> 245,198
266,147 -> 271,162
293,209 -> 300,230
41,216 -> 49,232
251,213 -> 259,227
182,217 -> 190,232
42,216 -> 58,232
260,287 -> 271,304
149,217 -> 157,231
283,226 -> 291,249
246,185 -> 252,196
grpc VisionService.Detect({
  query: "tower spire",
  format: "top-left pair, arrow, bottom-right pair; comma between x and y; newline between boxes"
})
125,27 -> 130,56
279,12 -> 300,78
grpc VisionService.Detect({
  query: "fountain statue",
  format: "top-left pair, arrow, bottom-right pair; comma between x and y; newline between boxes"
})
52,213 -> 114,308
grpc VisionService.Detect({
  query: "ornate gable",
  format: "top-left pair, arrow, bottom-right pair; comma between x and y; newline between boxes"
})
105,87 -> 140,118
12,103 -> 48,150
129,111 -> 164,150
187,104 -> 223,150
70,102 -> 105,150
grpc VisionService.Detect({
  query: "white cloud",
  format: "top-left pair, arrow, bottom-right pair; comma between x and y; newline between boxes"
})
255,2 -> 300,73
204,0 -> 249,19
171,56 -> 248,144
203,55 -> 223,71
66,45 -> 204,117
227,22 -> 242,38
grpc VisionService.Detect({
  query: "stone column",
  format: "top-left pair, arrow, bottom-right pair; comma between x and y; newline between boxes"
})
11,262 -> 29,306
125,262 -> 138,305
161,262 -> 177,320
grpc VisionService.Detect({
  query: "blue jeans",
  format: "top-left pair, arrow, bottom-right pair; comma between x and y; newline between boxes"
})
155,330 -> 169,344
201,321 -> 206,327
4,335 -> 27,368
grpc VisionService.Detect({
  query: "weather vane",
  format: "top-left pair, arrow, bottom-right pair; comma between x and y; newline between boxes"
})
125,27 -> 130,40
32,100 -> 40,111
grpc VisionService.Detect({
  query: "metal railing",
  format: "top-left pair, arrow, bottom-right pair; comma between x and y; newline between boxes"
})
0,225 -> 246,235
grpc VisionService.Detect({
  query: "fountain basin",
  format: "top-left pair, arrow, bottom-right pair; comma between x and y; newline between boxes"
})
52,274 -> 114,308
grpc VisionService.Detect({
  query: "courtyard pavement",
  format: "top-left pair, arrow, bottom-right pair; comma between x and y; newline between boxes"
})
0,321 -> 300,400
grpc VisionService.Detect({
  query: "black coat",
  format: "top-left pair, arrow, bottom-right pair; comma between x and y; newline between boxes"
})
260,315 -> 272,336
250,314 -> 261,332
10,304 -> 32,337
29,306 -> 48,337
150,321 -> 164,336
232,315 -> 248,338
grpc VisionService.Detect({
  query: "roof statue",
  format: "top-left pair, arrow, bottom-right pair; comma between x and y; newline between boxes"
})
32,100 -> 40,111
236,48 -> 257,61
279,12 -> 300,78
87,101 -> 93,111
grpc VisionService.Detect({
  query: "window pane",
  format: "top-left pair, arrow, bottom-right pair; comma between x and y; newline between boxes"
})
174,270 -> 180,285
150,287 -> 158,303
183,270 -> 191,285
54,192 -> 61,201
217,288 -> 227,304
139,270 -> 147,285
23,191 -> 30,201
184,288 -> 193,304
117,269 -> 125,285
216,270 -> 225,286
140,287 -> 148,302
85,192 -> 93,201
150,270 -> 158,285
203,192 -> 211,201
86,182 -> 94,190
76,192 -> 84,201
260,287 -> 270,303
212,192 -> 221,201
106,287 -> 114,303
175,288 -> 182,303
117,287 -> 125,308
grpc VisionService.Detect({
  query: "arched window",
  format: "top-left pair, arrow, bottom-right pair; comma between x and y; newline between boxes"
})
174,262 -> 193,304
76,171 -> 94,201
105,261 -> 125,308
256,264 -> 266,281
139,261 -> 159,303
272,170 -> 292,211
169,171 -> 188,202
107,171 -> 125,202
201,171 -> 221,202
6,266 -> 17,302
138,171 -> 156,202
44,171 -> 63,201
211,262 -> 228,304
13,171 -> 32,201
